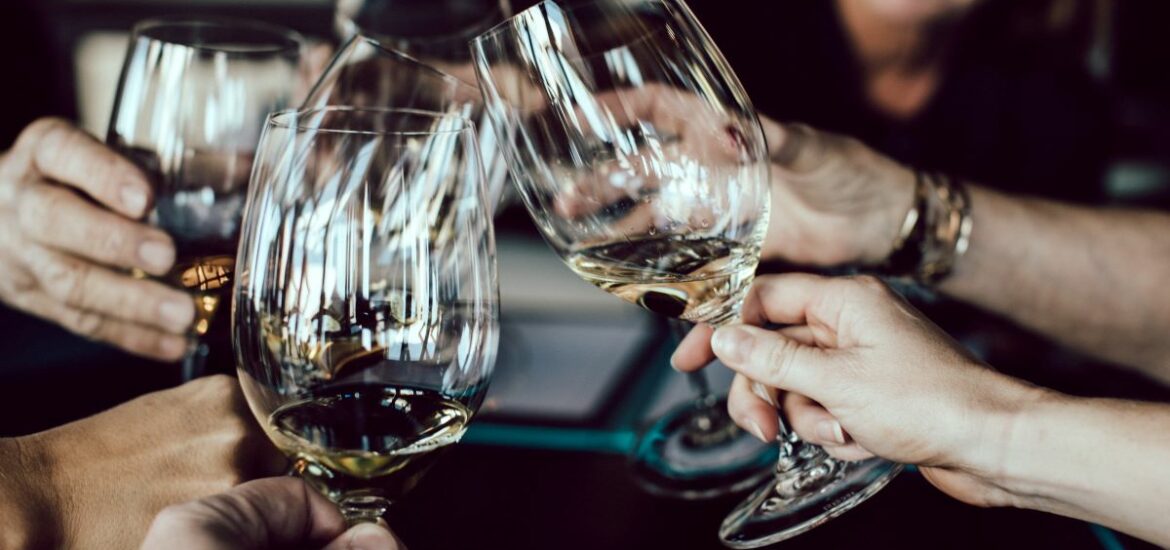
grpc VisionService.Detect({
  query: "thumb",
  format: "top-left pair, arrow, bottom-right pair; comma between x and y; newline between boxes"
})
761,119 -> 829,173
322,523 -> 404,550
711,324 -> 833,401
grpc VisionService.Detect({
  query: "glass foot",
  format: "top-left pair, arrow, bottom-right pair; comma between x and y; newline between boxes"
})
629,397 -> 778,500
719,455 -> 903,548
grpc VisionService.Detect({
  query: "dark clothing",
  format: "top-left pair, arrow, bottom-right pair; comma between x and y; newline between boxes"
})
691,0 -> 1110,203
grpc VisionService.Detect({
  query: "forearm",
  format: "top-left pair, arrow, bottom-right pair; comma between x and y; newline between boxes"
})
0,437 -> 57,550
992,393 -> 1170,546
940,185 -> 1170,381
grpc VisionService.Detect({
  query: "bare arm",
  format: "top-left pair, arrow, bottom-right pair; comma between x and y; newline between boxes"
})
941,186 -> 1170,381
759,119 -> 1170,381
1000,394 -> 1170,545
673,274 -> 1170,547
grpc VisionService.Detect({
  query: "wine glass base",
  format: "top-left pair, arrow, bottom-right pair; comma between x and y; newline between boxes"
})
629,398 -> 778,500
719,457 -> 903,548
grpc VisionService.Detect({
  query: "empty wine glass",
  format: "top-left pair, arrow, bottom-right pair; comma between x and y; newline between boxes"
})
107,17 -> 303,379
233,107 -> 498,524
303,34 -> 508,210
472,0 -> 901,545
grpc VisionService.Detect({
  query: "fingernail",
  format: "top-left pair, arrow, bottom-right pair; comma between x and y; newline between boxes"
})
711,326 -> 749,363
159,298 -> 194,331
121,186 -> 148,217
347,523 -> 396,550
746,418 -> 768,443
751,382 -> 777,407
138,240 -> 174,273
669,350 -> 682,371
817,420 -> 847,445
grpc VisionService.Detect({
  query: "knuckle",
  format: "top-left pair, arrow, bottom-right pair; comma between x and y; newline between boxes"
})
93,224 -> 133,261
764,337 -> 798,386
18,118 -> 71,149
66,310 -> 105,339
37,255 -> 90,308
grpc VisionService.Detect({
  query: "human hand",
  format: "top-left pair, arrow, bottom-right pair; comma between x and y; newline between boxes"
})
672,274 -> 1046,507
141,477 -> 404,550
14,375 -> 286,549
758,117 -> 917,267
0,118 -> 194,360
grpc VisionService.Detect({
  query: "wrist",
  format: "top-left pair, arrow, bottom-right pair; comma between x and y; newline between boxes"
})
861,164 -> 917,265
0,436 -> 60,550
952,375 -> 1059,507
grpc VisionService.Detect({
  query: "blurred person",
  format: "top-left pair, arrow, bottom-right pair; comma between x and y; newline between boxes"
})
141,477 -> 403,550
682,0 -> 1136,397
0,375 -> 285,549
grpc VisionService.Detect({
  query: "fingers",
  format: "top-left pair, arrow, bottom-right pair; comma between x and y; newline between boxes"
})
141,478 -> 348,550
783,393 -> 875,462
322,523 -> 405,550
18,182 -> 176,275
22,246 -> 193,333
670,323 -> 714,372
727,373 -> 779,442
17,118 -> 153,219
711,323 -> 833,400
12,289 -> 189,361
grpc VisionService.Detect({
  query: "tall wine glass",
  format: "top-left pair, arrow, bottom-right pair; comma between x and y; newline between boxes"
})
108,17 -> 303,379
472,0 -> 901,545
303,34 -> 509,210
233,107 -> 498,524
465,0 -> 776,503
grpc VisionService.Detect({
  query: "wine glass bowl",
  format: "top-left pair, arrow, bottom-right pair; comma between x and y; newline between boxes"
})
303,35 -> 509,209
473,0 -> 771,326
233,107 -> 498,523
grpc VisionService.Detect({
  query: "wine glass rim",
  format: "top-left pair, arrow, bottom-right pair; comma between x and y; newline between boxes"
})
267,107 -> 476,136
352,34 -> 480,90
132,16 -> 305,56
472,0 -> 669,45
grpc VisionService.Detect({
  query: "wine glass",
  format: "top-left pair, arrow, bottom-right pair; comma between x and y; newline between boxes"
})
233,107 -> 498,524
472,0 -> 775,502
335,0 -> 511,61
303,34 -> 508,210
107,17 -> 303,380
471,0 -> 901,545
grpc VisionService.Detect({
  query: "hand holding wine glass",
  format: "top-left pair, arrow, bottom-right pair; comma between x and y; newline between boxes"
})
0,118 -> 194,360
141,477 -> 404,550
474,1 -> 900,544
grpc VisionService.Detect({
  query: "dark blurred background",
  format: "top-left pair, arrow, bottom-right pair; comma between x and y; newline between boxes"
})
1,1 -> 1169,548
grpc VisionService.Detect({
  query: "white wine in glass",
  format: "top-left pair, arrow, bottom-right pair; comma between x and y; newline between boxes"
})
233,107 -> 498,523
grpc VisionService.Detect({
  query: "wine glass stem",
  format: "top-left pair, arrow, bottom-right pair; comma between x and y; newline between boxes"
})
180,338 -> 210,382
703,315 -> 826,486
341,495 -> 392,526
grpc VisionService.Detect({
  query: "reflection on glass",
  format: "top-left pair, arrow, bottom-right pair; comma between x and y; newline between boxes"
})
303,35 -> 508,210
233,108 -> 498,524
